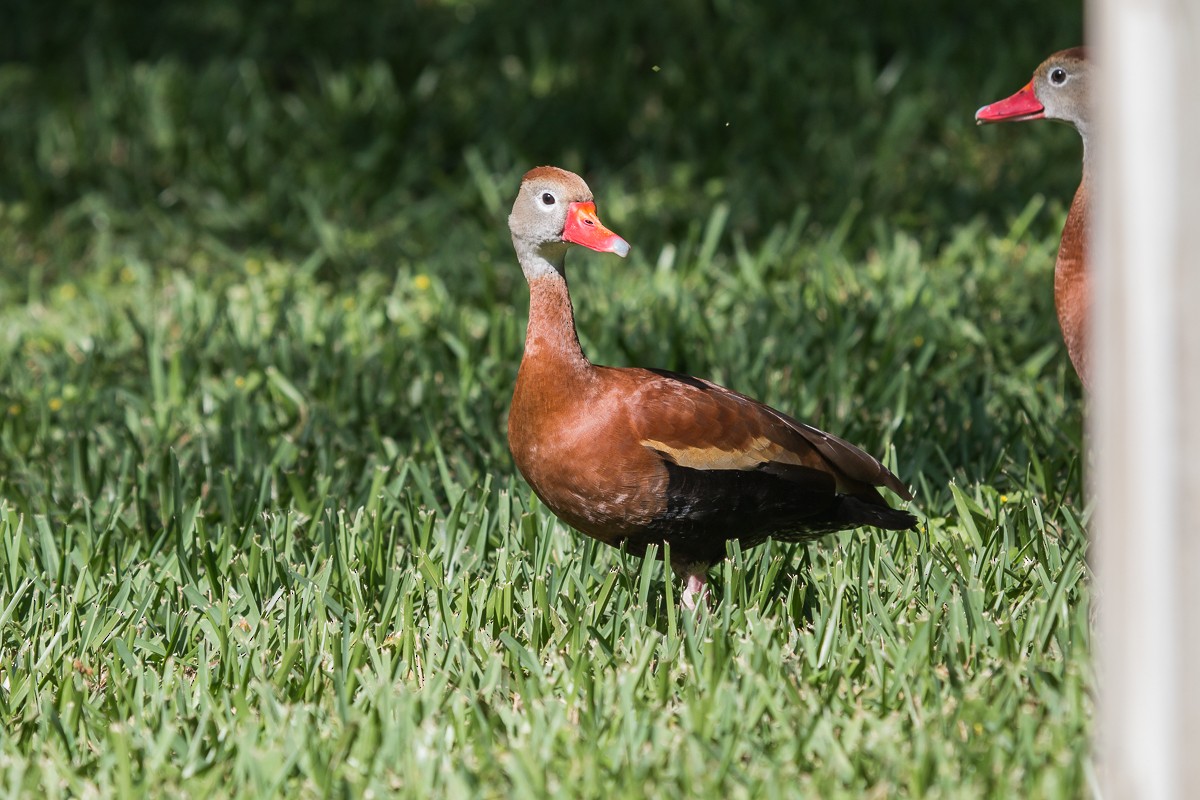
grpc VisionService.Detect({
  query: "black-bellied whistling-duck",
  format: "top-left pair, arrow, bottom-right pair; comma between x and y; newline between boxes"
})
506,166 -> 916,609
976,47 -> 1092,387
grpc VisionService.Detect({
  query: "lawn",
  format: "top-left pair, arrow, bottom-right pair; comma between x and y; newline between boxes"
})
0,1 -> 1091,796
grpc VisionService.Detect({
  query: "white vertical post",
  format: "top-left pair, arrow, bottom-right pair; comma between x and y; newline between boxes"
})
1092,0 -> 1200,796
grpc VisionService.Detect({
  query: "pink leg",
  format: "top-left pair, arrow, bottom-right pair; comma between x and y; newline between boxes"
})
682,572 -> 708,611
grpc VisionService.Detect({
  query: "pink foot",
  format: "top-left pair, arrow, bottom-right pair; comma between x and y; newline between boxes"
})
682,572 -> 708,610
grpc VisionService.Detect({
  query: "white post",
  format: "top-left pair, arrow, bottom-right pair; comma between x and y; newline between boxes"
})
1092,0 -> 1200,796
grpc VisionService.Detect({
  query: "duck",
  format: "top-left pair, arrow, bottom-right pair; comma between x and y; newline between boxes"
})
976,47 -> 1092,387
506,166 -> 917,609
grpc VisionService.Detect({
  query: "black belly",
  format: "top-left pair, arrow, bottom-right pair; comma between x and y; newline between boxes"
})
613,461 -> 859,566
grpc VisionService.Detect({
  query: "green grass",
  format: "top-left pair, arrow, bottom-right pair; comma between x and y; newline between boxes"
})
0,2 -> 1090,796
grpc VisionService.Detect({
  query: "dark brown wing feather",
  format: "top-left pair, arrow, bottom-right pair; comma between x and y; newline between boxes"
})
625,367 -> 912,500
575,366 -> 919,567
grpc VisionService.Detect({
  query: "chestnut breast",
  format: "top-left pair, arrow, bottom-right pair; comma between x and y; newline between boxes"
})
508,363 -> 669,542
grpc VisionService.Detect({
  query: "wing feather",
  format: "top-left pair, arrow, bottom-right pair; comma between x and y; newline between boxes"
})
623,367 -> 911,500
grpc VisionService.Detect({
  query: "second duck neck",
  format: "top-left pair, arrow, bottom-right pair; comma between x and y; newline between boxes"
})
1055,170 -> 1091,386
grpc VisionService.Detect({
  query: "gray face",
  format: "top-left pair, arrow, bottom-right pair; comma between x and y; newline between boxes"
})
1032,52 -> 1091,131
508,166 -> 630,280
508,166 -> 594,250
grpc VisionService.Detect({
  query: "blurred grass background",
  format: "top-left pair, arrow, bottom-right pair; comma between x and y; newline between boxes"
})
1,0 -> 1083,266
0,1 -> 1091,796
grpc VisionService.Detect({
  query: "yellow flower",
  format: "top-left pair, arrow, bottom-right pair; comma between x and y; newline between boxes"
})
48,397 -> 64,412
413,274 -> 432,291
234,376 -> 247,389
7,404 -> 19,415
1000,495 -> 1008,504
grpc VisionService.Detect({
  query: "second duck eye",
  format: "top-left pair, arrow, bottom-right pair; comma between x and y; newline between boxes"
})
541,192 -> 556,206
1049,67 -> 1068,85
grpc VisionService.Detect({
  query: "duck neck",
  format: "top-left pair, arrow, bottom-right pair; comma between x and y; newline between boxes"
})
1055,159 -> 1091,386
511,237 -> 589,367
1078,123 -> 1094,182
522,271 -> 590,371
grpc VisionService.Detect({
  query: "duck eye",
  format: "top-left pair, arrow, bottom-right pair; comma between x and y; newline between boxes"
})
541,192 -> 555,205
1049,67 -> 1068,85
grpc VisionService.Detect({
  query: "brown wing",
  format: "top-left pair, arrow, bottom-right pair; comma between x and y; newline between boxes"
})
619,367 -> 912,501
